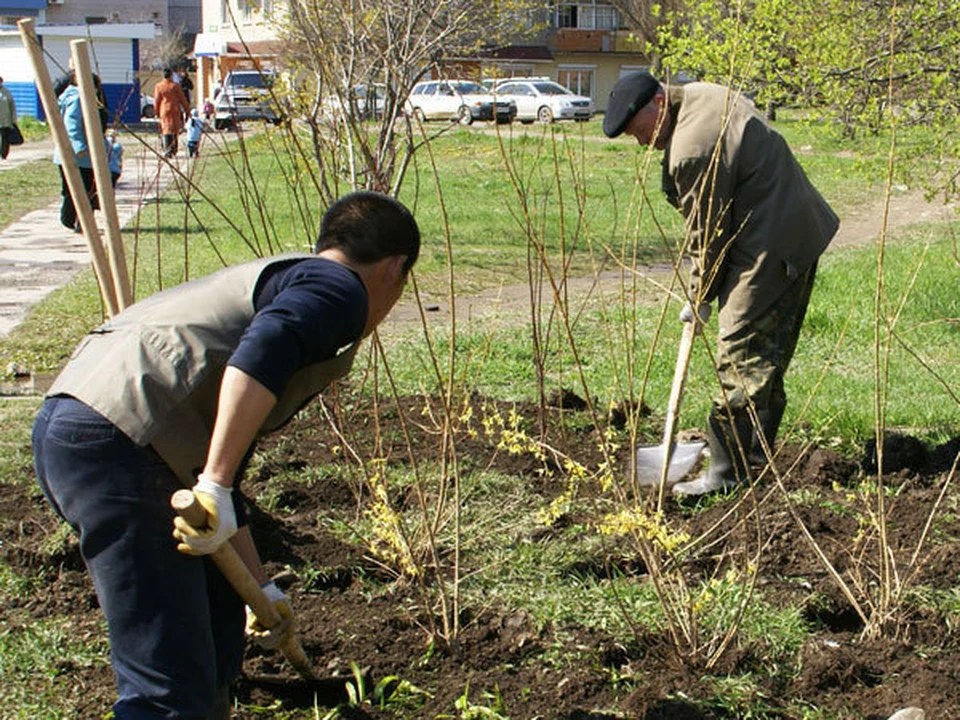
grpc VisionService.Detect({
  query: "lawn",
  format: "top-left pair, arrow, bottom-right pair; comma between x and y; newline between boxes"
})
0,114 -> 958,719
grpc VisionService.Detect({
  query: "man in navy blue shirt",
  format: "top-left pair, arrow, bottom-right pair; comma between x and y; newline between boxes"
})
32,191 -> 420,719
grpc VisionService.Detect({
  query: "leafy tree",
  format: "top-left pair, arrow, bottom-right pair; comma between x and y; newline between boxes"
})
650,0 -> 960,194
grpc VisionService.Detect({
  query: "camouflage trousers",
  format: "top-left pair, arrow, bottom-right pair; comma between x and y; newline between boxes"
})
707,262 -> 818,482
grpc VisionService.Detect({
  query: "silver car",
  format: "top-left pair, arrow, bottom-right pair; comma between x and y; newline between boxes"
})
493,79 -> 594,124
405,80 -> 516,125
214,70 -> 281,129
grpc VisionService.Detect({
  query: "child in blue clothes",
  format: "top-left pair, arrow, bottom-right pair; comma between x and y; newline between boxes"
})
186,109 -> 206,158
106,130 -> 123,187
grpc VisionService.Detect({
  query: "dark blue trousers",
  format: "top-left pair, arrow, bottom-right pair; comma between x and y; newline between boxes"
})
32,396 -> 244,719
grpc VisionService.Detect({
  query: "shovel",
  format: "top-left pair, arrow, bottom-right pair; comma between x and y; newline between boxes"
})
171,489 -> 364,703
632,319 -> 706,506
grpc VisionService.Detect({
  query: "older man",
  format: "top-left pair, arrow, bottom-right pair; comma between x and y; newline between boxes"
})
604,72 -> 839,496
154,67 -> 190,157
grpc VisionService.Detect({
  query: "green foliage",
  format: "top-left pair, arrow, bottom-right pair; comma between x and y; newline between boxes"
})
654,0 -> 960,196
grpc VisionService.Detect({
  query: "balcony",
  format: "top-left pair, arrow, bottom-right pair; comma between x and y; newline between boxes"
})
549,28 -> 647,54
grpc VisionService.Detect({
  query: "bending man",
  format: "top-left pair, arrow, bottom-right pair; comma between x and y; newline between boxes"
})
32,191 -> 420,718
604,72 -> 839,496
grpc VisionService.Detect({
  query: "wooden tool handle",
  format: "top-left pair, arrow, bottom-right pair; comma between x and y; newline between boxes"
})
661,319 -> 698,447
656,319 -> 699,510
170,489 -> 317,680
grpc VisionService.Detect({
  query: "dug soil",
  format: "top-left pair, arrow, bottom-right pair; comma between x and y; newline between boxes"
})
2,393 -> 959,719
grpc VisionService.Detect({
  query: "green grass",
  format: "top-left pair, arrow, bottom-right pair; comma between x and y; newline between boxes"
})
0,118 -> 62,231
0,566 -> 110,720
0,160 -> 60,232
0,399 -> 40,487
378,221 -> 960,445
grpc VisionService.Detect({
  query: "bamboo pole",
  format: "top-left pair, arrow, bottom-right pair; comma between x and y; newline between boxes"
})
17,18 -> 119,317
71,40 -> 133,311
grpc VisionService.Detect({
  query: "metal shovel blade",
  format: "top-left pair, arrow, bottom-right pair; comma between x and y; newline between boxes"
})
634,441 -> 706,487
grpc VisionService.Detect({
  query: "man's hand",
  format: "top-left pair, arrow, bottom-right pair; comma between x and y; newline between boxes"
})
679,302 -> 712,325
172,475 -> 237,555
246,581 -> 295,650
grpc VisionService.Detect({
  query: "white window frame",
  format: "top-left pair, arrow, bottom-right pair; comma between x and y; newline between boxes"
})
554,2 -> 619,31
557,65 -> 596,99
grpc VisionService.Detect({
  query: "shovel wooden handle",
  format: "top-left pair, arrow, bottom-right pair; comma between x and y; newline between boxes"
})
662,319 -> 698,448
656,320 -> 699,509
170,488 -> 317,681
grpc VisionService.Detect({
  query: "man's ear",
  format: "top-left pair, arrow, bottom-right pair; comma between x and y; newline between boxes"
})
386,254 -> 408,283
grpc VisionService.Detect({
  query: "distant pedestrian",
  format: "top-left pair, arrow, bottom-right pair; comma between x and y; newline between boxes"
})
54,66 -> 109,129
154,68 -> 190,158
0,75 -> 20,160
54,73 -> 108,231
203,99 -> 214,122
180,71 -> 194,106
106,130 -> 123,187
186,109 -> 205,158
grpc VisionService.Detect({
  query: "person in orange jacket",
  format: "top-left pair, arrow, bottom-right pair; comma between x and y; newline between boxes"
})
153,67 -> 190,158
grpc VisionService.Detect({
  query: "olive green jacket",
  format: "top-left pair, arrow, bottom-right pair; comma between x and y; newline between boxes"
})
662,83 -> 839,338
48,254 -> 359,483
0,85 -> 16,128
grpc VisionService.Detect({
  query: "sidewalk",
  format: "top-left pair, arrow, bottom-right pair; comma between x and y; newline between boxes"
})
0,134 -> 175,338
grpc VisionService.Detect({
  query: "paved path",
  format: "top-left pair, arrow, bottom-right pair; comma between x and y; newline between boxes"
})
0,135 -> 175,338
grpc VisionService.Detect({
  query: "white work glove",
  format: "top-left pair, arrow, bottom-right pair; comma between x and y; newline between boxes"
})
679,302 -> 712,325
172,475 -> 238,555
245,581 -> 295,650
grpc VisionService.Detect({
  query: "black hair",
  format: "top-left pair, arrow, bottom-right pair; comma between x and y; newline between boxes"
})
315,192 -> 420,275
163,67 -> 172,79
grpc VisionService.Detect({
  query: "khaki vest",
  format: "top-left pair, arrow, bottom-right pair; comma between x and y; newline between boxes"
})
49,254 -> 360,483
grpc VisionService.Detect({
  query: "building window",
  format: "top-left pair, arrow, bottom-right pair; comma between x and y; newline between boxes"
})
239,0 -> 253,23
220,0 -> 229,25
594,5 -> 618,29
558,67 -> 594,98
555,2 -> 619,30
557,4 -> 577,28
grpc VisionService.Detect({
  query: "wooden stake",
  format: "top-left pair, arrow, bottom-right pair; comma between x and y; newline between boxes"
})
71,41 -> 133,310
17,19 -> 119,317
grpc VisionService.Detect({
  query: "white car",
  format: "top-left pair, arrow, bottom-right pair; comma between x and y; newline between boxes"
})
405,80 -> 516,125
323,83 -> 388,121
493,79 -> 594,124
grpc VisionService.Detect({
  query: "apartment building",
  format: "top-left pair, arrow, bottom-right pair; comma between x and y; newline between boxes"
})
187,0 -> 658,113
475,1 -> 656,112
193,0 -> 281,108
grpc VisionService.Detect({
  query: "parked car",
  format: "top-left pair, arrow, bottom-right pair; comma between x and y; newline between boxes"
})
140,93 -> 155,119
405,80 -> 516,125
493,79 -> 594,124
214,70 -> 281,129
324,83 -> 388,121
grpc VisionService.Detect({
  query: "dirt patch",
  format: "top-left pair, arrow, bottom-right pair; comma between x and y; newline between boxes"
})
2,394 -> 958,719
